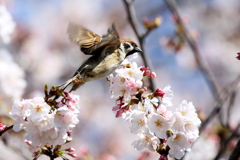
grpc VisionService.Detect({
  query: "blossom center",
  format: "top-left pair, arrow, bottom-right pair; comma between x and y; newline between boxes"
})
128,70 -> 133,76
155,120 -> 162,127
138,119 -> 145,126
36,105 -> 42,112
181,110 -> 187,116
144,135 -> 151,142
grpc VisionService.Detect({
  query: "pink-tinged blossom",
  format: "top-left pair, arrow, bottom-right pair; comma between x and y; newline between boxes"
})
184,117 -> 201,135
125,78 -> 143,94
107,60 -> 201,158
132,132 -> 160,152
157,105 -> 173,121
129,110 -> 148,134
144,97 -> 159,113
167,133 -> 191,159
176,100 -> 197,118
55,107 -> 79,128
147,113 -> 170,139
9,94 -> 80,147
161,85 -> 173,107
9,99 -> 30,120
116,62 -> 143,81
170,112 -> 185,134
28,97 -> 51,123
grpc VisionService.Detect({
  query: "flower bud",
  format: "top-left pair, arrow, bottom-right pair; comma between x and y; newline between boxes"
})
140,66 -> 149,71
236,53 -> 240,60
159,155 -> 168,160
0,123 -> 7,132
154,89 -> 165,98
65,147 -> 75,152
150,72 -> 156,79
67,130 -> 73,136
68,152 -> 77,158
143,70 -> 151,77
154,16 -> 162,27
25,140 -> 32,146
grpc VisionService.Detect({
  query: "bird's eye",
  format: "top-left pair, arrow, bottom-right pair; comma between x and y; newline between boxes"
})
124,43 -> 131,49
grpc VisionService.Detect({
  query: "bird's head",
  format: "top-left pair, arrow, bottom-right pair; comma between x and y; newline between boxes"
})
120,39 -> 143,57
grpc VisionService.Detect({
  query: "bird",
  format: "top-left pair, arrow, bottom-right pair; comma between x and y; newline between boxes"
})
56,22 -> 143,92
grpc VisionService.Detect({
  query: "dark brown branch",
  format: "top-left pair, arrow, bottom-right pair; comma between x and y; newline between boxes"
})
0,125 -> 13,136
164,0 -> 219,100
228,135 -> 240,160
122,0 -> 157,92
226,90 -> 237,128
214,123 -> 240,160
200,75 -> 240,132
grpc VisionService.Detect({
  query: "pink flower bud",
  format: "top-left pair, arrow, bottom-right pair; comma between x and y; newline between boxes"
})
65,147 -> 75,152
140,66 -> 149,71
144,70 -> 151,77
64,91 -> 76,103
112,103 -> 121,111
159,155 -> 168,160
115,109 -> 124,118
150,72 -> 156,79
68,152 -> 77,158
25,140 -> 32,146
67,130 -> 73,136
0,123 -> 6,132
154,89 -> 165,98
237,53 -> 240,60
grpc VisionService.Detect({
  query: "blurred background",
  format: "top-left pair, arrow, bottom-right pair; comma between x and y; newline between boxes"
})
0,0 -> 240,159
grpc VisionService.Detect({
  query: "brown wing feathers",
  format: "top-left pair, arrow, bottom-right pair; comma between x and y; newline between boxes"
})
67,23 -> 120,56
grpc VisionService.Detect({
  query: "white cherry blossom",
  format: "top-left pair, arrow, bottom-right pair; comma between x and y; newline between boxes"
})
132,132 -> 160,152
147,113 -> 170,139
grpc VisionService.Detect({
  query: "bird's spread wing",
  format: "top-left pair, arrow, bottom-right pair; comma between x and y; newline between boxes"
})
67,22 -> 120,55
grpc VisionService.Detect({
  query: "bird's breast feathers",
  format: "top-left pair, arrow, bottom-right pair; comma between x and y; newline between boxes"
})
84,49 -> 125,81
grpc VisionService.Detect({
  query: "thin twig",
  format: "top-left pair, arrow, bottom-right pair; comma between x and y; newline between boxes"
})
214,123 -> 240,160
123,0 -> 157,92
200,75 -> 240,132
229,137 -> 240,160
164,0 -> 219,100
226,90 -> 237,128
0,125 -> 13,136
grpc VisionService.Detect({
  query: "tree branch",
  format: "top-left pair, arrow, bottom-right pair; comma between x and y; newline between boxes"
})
228,136 -> 240,160
214,123 -> 240,160
164,0 -> 219,100
226,89 -> 237,128
0,125 -> 13,136
122,0 -> 157,92
200,75 -> 240,132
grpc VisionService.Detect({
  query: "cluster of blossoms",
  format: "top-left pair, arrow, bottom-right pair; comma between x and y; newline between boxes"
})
0,50 -> 26,100
9,91 -> 80,147
0,5 -> 15,44
108,59 -> 201,159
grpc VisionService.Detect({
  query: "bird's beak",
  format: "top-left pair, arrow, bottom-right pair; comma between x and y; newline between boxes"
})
134,47 -> 143,53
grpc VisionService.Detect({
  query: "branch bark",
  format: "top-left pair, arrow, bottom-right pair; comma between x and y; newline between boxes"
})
123,0 -> 157,92
164,0 -> 219,100
229,136 -> 240,160
200,74 -> 240,132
